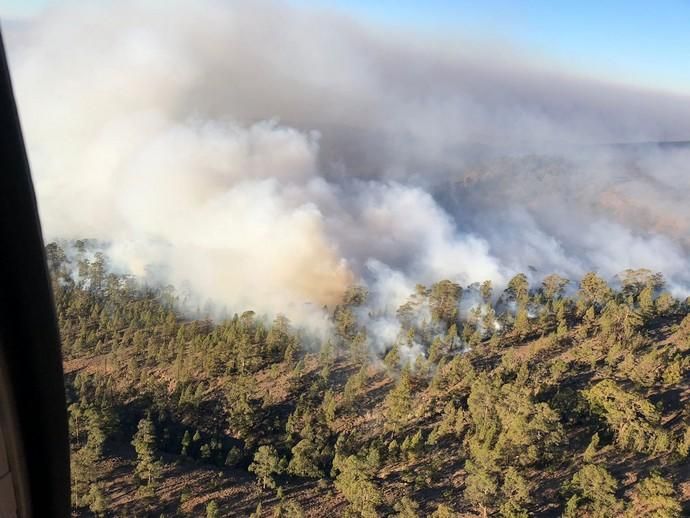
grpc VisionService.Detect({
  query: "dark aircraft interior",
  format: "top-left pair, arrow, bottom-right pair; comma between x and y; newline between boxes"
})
0,30 -> 71,517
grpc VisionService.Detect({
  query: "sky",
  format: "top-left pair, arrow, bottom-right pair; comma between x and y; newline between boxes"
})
0,0 -> 51,18
2,1 -> 689,94
295,0 -> 690,95
0,1 -> 688,95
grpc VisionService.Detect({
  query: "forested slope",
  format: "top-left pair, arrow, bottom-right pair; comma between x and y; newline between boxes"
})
50,241 -> 690,517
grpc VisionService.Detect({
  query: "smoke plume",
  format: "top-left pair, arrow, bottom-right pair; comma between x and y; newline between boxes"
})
5,0 -> 690,334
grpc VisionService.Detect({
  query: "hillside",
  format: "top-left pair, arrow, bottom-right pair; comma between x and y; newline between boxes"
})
51,241 -> 690,517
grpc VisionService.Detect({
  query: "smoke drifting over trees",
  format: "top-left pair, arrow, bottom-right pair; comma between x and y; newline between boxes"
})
6,0 -> 690,327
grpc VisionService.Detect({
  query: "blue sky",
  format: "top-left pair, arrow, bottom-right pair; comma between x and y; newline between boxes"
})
2,0 -> 689,94
297,0 -> 690,95
0,0 -> 51,17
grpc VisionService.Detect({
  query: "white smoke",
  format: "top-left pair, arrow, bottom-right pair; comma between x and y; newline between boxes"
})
4,0 -> 690,345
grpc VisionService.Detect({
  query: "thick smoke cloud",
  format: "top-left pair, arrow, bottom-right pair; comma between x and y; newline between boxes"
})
5,0 -> 690,332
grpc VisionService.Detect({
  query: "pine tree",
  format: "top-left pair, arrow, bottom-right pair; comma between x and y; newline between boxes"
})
480,280 -> 493,304
393,496 -> 420,517
625,473 -> 681,517
82,408 -> 107,463
513,308 -> 529,338
499,467 -> 531,517
70,448 -> 98,508
206,500 -> 220,518
343,364 -> 368,407
385,367 -> 413,431
541,274 -> 569,305
584,380 -> 669,454
249,445 -> 284,489
288,438 -> 324,478
464,459 -> 498,518
226,375 -> 258,442
583,432 -> 599,463
677,426 -> 690,457
181,429 -> 192,456
430,504 -> 458,518
563,464 -> 622,517
384,343 -> 401,369
506,274 -> 529,308
638,285 -> 655,318
271,499 -> 305,518
131,416 -> 161,491
225,446 -> 243,467
333,455 -> 382,518
87,482 -> 109,517
322,389 -> 337,427
578,272 -> 612,311
655,292 -> 675,315
429,280 -> 461,326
